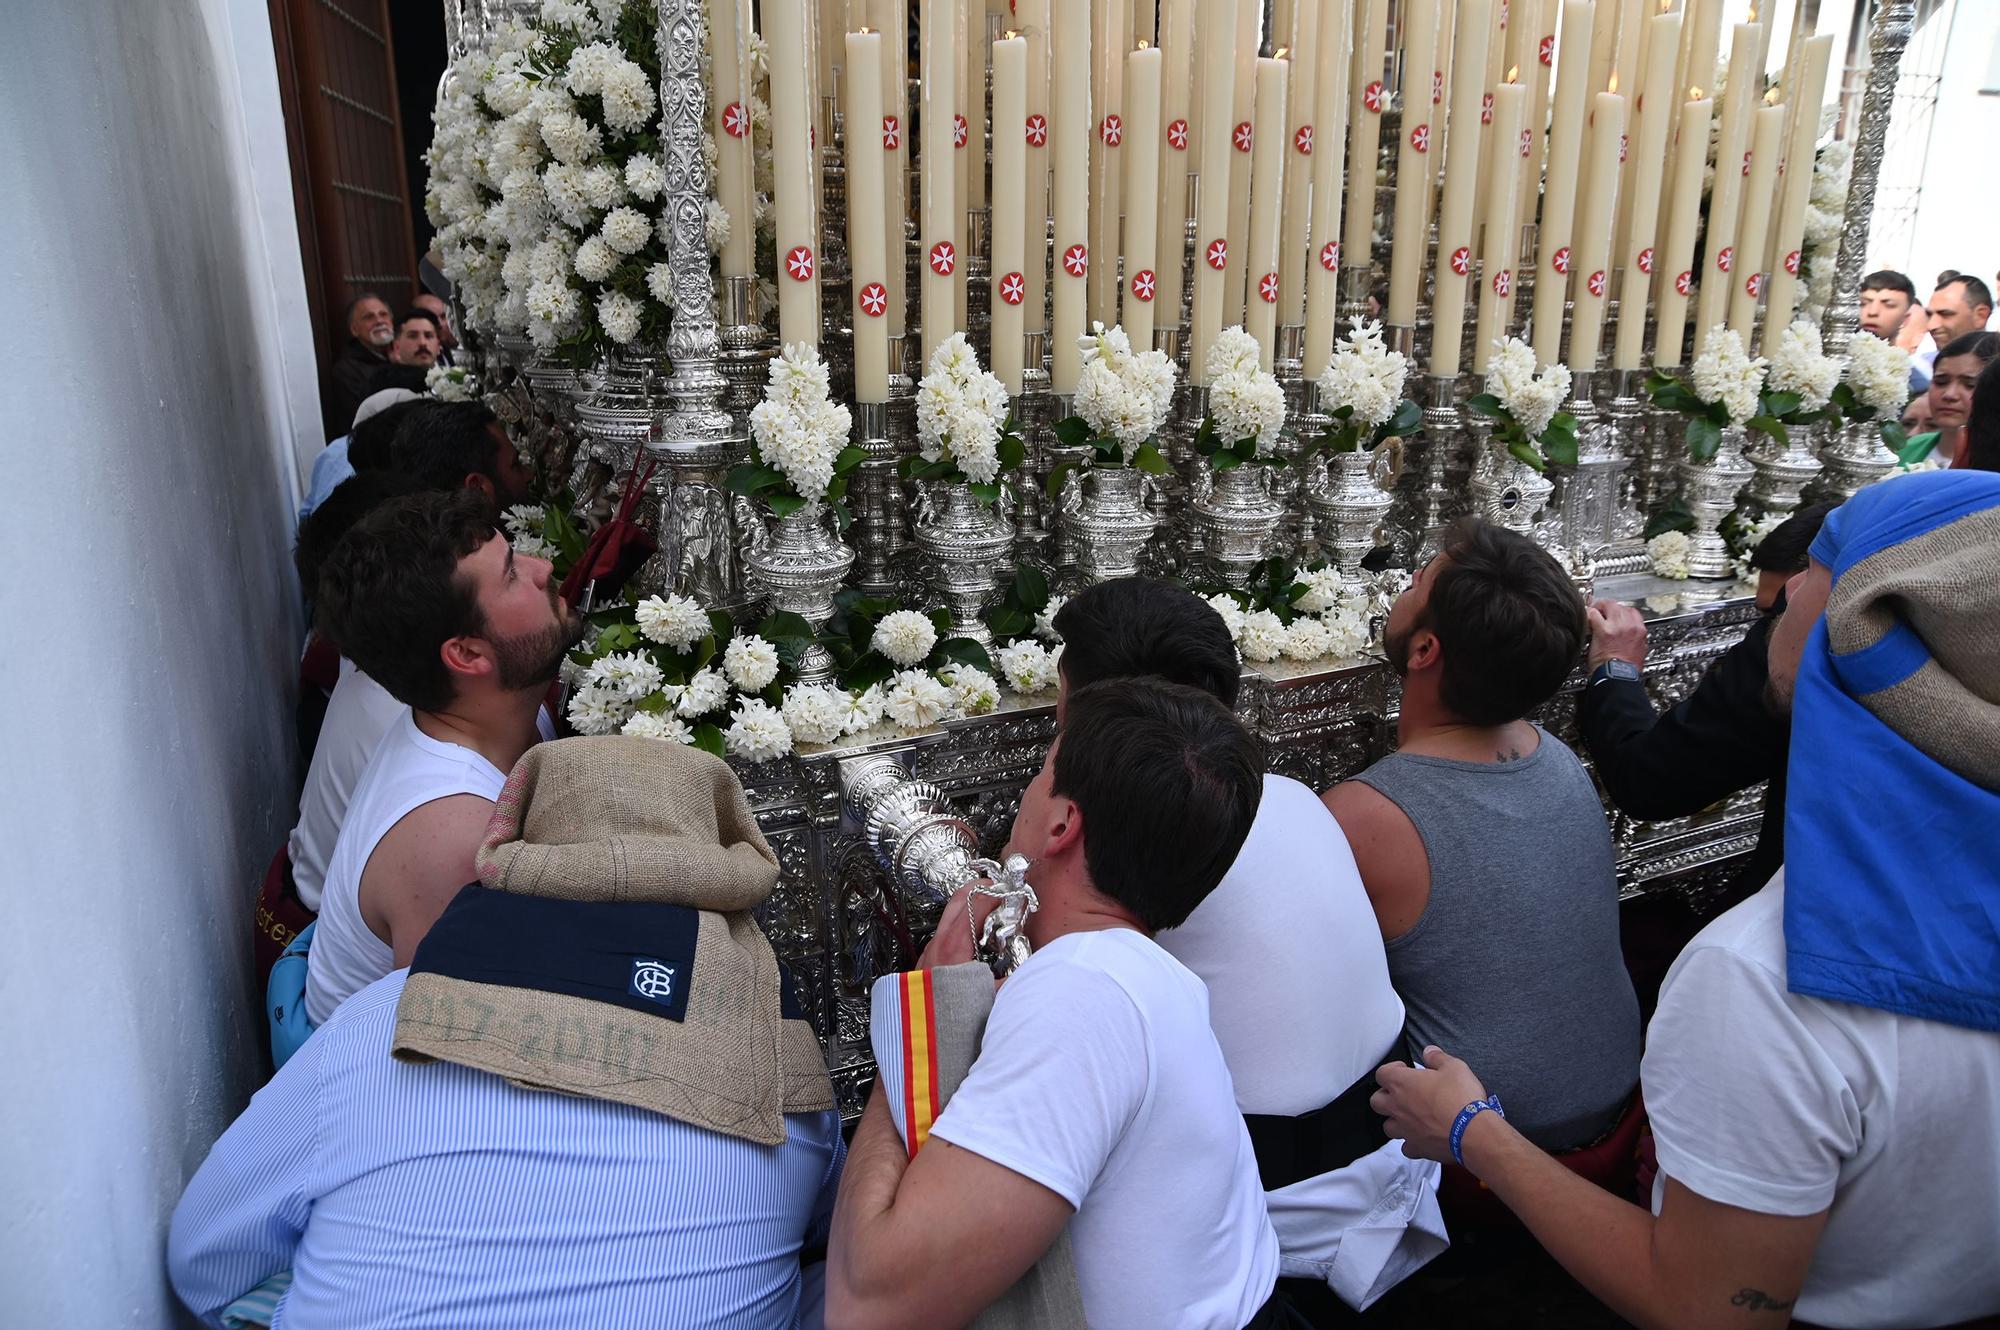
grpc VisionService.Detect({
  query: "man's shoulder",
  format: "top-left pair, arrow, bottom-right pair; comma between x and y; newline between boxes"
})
1009,932 -> 1201,1027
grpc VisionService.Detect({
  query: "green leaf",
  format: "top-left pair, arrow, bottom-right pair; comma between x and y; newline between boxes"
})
1053,415 -> 1094,448
830,500 -> 854,533
839,651 -> 895,694
725,462 -> 789,497
1685,415 -> 1723,462
1880,420 -> 1909,452
903,456 -> 959,482
691,722 -> 726,758
985,604 -> 1032,640
1747,415 -> 1789,445
1644,501 -> 1696,539
997,433 -> 1026,472
1644,370 -> 1680,396
825,474 -> 850,505
1507,439 -> 1548,473
766,492 -> 809,518
754,610 -> 817,668
833,445 -> 867,473
968,480 -> 1002,505
927,607 -> 954,638
1193,415 -> 1218,454
1231,437 -> 1259,460
933,637 -> 996,674
1465,392 -> 1506,419
1763,390 -> 1803,419
1380,398 -> 1423,440
1542,427 -> 1579,468
1211,450 -> 1245,472
1012,562 -> 1050,610
1131,442 -> 1171,475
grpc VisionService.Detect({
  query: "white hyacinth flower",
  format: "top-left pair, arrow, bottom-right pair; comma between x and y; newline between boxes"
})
724,698 -> 794,762
872,610 -> 939,667
994,640 -> 1059,695
722,633 -> 781,694
674,666 -> 731,718
884,670 -> 960,730
1236,610 -> 1287,663
1689,326 -> 1769,427
1647,531 -> 1694,580
781,685 -> 849,746
634,592 -> 709,650
941,664 -> 1002,716
621,710 -> 694,744
566,681 -> 633,736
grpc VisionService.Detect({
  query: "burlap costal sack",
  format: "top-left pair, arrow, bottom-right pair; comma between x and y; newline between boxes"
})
392,736 -> 832,1145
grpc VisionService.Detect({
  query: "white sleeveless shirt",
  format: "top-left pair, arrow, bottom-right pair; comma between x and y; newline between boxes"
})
304,710 -> 508,1025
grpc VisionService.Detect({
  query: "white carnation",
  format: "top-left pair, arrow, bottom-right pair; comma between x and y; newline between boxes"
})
624,153 -> 666,200
1647,530 -> 1693,580
994,640 -> 1059,695
1844,331 -> 1910,418
781,685 -> 849,745
563,41 -> 620,96
634,592 -> 709,648
722,633 -> 781,693
646,261 -> 677,307
538,109 -> 602,165
597,289 -> 643,344
622,710 -> 694,744
884,669 -> 959,730
600,205 -> 653,255
572,235 -> 618,282
1689,326 -> 1768,426
1237,609 -> 1287,663
1205,592 -> 1247,641
871,609 -> 939,666
725,698 -> 793,762
598,60 -> 658,135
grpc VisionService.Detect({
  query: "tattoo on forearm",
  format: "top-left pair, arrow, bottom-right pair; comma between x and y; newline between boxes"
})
1730,1289 -> 1797,1313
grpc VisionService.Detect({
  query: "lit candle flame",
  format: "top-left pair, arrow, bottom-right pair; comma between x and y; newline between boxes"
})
1274,45 -> 1289,58
1507,65 -> 1521,84
1765,86 -> 1782,104
1690,85 -> 1705,100
1138,38 -> 1151,49
1607,70 -> 1619,94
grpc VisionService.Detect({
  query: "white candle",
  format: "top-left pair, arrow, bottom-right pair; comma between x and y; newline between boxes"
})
1612,11 -> 1681,370
1388,0 -> 1441,327
867,0 -> 910,338
1302,0 -> 1354,381
1341,0 -> 1388,287
1670,0 -> 1722,204
1123,44 -> 1165,350
1189,0 -> 1240,385
1049,0 -> 1091,393
1088,0 -> 1129,324
1653,90 -> 1712,367
1607,0 -> 1645,275
1224,0 -> 1260,323
1430,0 -> 1493,378
1567,89 -> 1626,371
709,0 -> 756,277
1529,0 -> 1594,365
954,0 -> 971,333
1472,79 -> 1525,371
1277,3 -> 1321,329
1156,0 -> 1195,337
991,35 -> 1028,393
1761,33 -> 1833,338
964,0 -> 986,212
1514,0 -> 1558,221
920,0 -> 960,358
1244,56 -> 1288,367
1692,24 -> 1761,357
768,0 -> 820,346
1727,101 -> 1786,340
1020,0 -> 1052,335
847,31 -> 891,400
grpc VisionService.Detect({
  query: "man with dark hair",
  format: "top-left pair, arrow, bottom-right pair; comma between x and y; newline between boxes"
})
300,388 -> 424,523
1053,579 -> 1439,1315
1859,269 -> 1930,393
321,292 -> 396,440
1323,520 -> 1640,1152
302,489 -> 582,1028
829,678 -> 1285,1330
412,291 -> 458,363
1928,273 -> 1993,345
1579,504 -> 1833,949
388,399 -> 533,510
379,308 -> 442,380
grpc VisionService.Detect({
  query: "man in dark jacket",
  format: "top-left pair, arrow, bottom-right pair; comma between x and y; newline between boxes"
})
321,293 -> 395,440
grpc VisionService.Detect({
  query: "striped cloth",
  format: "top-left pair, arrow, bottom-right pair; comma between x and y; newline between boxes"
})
169,970 -> 844,1329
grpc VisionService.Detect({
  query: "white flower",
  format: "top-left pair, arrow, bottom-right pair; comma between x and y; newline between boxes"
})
675,666 -> 731,718
872,609 -> 939,666
781,685 -> 849,745
502,504 -> 545,538
915,332 -> 1010,483
1689,326 -> 1769,427
725,698 -> 793,762
587,650 -> 664,699
1320,603 -> 1371,660
1282,615 -> 1336,661
597,290 -> 643,344
722,633 -> 781,693
573,235 -> 618,282
598,59 -> 658,135
1647,530 -> 1693,580
540,0 -> 594,29
1764,320 -> 1840,413
624,153 -> 666,200
1294,566 -> 1347,616
634,592 -> 709,649
427,364 -> 479,401
884,669 -> 959,730
566,681 -> 633,735
1072,323 -> 1178,445
1237,609 -> 1287,662
1204,326 -> 1287,454
1317,318 -> 1409,430
838,684 -> 887,734
511,533 -> 558,561
600,205 -> 653,255
577,164 -> 625,210
749,344 -> 851,502
1485,336 -> 1572,440
1204,326 -> 1263,382
1205,592 -> 1247,640
994,640 -> 1059,695
538,109 -> 602,165
1844,331 -> 1910,418
1033,594 -> 1066,642
705,198 -> 732,251
941,664 -> 1001,715
563,41 -> 620,95
622,710 -> 694,744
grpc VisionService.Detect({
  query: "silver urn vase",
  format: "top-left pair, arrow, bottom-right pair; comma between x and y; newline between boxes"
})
573,348 -> 668,473
1305,445 -> 1395,589
1743,425 -> 1825,516
1060,465 -> 1160,584
1813,418 -> 1897,502
1676,423 -> 1756,579
1193,463 -> 1285,587
1468,435 -> 1556,539
742,502 -> 855,685
913,482 -> 1016,647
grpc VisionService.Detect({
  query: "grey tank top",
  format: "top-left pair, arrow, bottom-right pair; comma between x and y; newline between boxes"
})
1355,727 -> 1641,1150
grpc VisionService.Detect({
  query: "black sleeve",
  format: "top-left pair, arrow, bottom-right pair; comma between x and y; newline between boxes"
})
1576,616 -> 1785,821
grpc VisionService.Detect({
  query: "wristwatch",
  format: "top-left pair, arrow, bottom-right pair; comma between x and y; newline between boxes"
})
1588,659 -> 1643,688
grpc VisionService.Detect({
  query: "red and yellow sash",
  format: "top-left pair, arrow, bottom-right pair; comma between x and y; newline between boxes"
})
898,969 -> 943,1157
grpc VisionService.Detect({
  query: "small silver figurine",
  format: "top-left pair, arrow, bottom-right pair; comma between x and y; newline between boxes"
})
962,853 -> 1039,978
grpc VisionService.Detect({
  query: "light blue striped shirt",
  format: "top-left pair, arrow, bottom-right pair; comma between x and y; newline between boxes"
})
170,970 -> 844,1329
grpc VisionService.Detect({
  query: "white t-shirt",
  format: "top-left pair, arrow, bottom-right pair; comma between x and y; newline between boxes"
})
1158,774 -> 1405,1116
1644,873 -> 2000,1329
289,661 -> 405,912
928,929 -> 1280,1330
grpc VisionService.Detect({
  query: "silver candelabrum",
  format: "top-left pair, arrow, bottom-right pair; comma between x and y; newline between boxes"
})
1677,424 -> 1756,579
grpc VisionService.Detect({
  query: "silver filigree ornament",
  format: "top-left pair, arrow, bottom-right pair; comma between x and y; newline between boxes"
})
962,853 -> 1039,977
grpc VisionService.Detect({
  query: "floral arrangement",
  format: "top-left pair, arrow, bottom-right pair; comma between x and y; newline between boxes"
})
425,36 -> 515,336
1469,337 -> 1577,471
1313,319 -> 1419,454
1728,319 -> 1842,450
1826,330 -> 1913,453
1723,510 -> 1785,583
425,363 -> 482,401
1646,530 -> 1693,580
1195,327 -> 1289,471
908,332 -> 1024,502
1204,559 -> 1375,665
1052,323 -> 1178,474
503,501 -> 585,578
1646,325 -> 1768,460
727,344 -> 862,518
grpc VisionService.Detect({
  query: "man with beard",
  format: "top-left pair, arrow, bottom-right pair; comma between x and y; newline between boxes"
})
321,293 -> 396,441
302,489 -> 584,1028
389,399 -> 535,514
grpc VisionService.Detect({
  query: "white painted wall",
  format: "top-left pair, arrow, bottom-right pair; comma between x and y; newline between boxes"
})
0,0 -> 319,1324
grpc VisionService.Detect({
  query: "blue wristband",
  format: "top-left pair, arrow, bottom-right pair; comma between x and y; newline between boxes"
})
1448,1094 -> 1504,1167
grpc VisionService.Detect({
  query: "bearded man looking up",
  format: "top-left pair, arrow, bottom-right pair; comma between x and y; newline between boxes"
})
302,489 -> 583,1027
321,292 -> 395,440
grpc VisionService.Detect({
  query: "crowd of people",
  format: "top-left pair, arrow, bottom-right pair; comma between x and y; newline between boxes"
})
168,281 -> 2000,1329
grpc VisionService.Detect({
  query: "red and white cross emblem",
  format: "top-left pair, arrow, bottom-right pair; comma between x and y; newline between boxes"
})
1206,238 -> 1229,270
1364,81 -> 1385,114
1586,269 -> 1607,297
1675,270 -> 1694,296
1481,92 -> 1495,125
1539,33 -> 1555,65
1319,240 -> 1340,272
1294,124 -> 1314,155
882,115 -> 901,149
1101,114 -> 1123,146
723,101 -> 749,138
929,240 -> 956,275
1259,271 -> 1280,303
785,246 -> 815,281
858,281 -> 888,317
1716,246 -> 1735,274
1637,247 -> 1655,274
1131,268 -> 1157,301
953,114 -> 969,148
1493,269 -> 1514,297
1024,113 -> 1048,147
1552,246 -> 1571,275
1784,249 -> 1802,276
1233,121 -> 1254,152
1410,123 -> 1431,152
1520,128 -> 1533,157
998,271 -> 1025,305
1168,118 -> 1189,150
1450,246 -> 1471,276
1063,243 -> 1089,276
1741,150 -> 1753,177
1433,71 -> 1444,105
1745,272 -> 1766,298
1619,133 -> 1629,163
